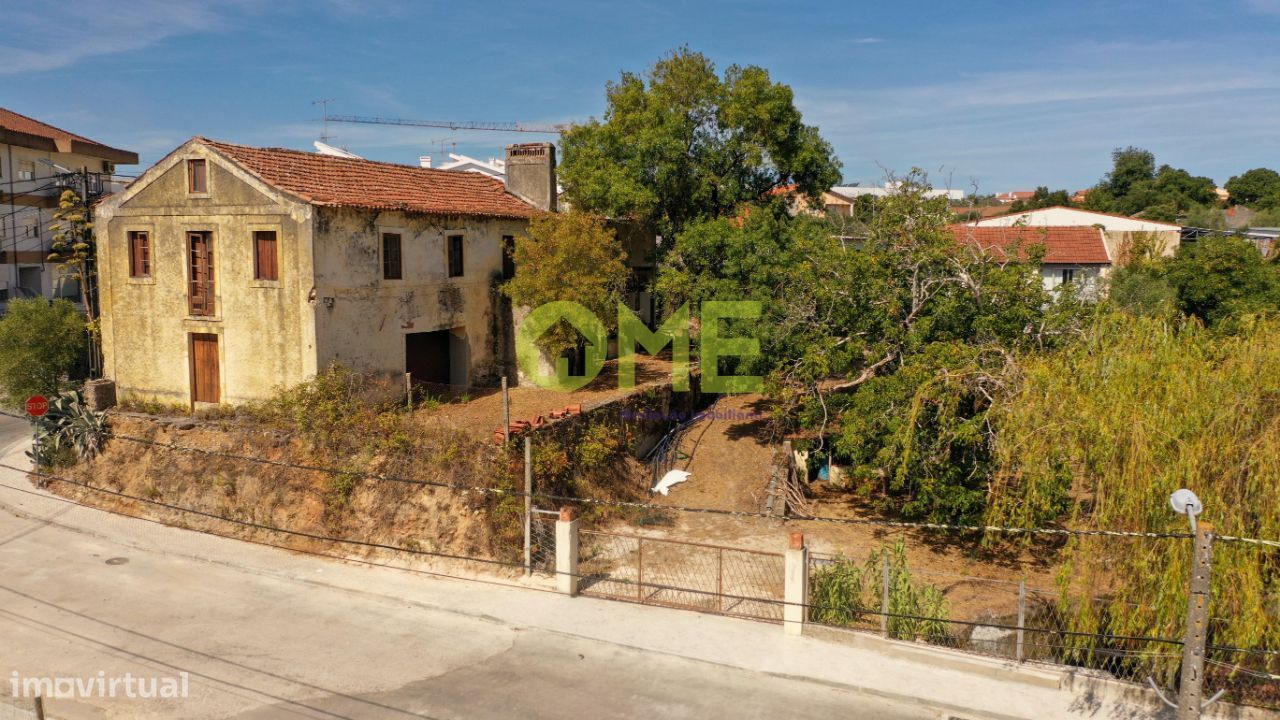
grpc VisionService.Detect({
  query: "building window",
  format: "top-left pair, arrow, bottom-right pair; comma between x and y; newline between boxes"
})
501,235 -> 515,280
128,231 -> 151,277
18,160 -> 34,181
447,235 -> 464,278
1061,268 -> 1076,285
188,231 -> 215,316
382,233 -> 402,280
253,230 -> 278,281
187,159 -> 208,193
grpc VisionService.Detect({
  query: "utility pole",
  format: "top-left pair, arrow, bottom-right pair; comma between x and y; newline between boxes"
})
1178,521 -> 1214,720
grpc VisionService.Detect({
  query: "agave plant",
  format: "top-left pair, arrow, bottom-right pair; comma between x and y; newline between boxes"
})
25,391 -> 109,467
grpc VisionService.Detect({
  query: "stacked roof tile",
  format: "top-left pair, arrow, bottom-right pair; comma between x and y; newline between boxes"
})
200,138 -> 535,219
950,225 -> 1110,264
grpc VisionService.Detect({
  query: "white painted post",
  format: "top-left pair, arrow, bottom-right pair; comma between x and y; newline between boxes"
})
1017,579 -> 1027,662
404,372 -> 412,410
784,532 -> 808,636
555,506 -> 580,596
523,436 -> 532,575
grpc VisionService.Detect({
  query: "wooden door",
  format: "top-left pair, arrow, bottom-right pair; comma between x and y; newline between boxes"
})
190,333 -> 220,404
405,330 -> 451,386
188,232 -> 215,316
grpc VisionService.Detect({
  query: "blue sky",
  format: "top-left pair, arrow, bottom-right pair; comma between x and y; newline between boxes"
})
4,0 -> 1279,193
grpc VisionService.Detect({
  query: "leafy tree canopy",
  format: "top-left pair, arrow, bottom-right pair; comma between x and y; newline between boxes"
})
1009,186 -> 1071,212
0,298 -> 88,406
559,48 -> 842,240
502,211 -> 629,357
1083,147 -> 1216,220
1224,167 -> 1280,209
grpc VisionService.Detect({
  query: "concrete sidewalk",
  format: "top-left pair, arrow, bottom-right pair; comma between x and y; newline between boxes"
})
0,423 -> 1264,720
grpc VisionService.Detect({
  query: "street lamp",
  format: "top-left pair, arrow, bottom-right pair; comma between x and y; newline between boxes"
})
1169,488 -> 1203,534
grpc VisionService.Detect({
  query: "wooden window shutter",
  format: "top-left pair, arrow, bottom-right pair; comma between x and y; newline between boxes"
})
254,231 -> 278,281
128,231 -> 150,277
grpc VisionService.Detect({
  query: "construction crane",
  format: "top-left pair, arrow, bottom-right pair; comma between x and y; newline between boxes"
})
324,114 -> 568,135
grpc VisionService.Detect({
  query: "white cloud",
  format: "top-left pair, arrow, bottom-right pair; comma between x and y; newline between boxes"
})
794,42 -> 1280,188
852,37 -> 885,44
0,0 -> 254,75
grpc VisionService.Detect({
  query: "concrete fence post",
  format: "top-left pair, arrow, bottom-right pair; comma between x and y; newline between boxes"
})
523,436 -> 532,575
1178,522 -> 1214,720
555,506 -> 580,596
784,531 -> 808,636
881,558 -> 891,638
1016,579 -> 1027,662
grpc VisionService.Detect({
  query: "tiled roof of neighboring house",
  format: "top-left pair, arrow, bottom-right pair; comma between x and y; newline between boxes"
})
0,107 -> 138,164
950,225 -> 1111,264
200,138 -> 536,219
974,205 -> 1182,230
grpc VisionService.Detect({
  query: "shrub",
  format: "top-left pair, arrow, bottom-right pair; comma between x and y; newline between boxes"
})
27,391 -> 108,468
0,298 -> 88,406
809,539 -> 951,641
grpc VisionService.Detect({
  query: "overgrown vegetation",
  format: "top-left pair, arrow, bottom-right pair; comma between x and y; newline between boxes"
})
809,539 -> 950,642
987,314 -> 1280,674
0,298 -> 89,406
27,391 -> 108,468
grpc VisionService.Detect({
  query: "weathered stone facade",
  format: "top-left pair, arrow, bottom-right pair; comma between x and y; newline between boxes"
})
95,138 -> 533,406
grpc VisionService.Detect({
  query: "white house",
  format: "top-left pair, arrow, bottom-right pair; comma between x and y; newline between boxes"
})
951,224 -> 1112,295
970,206 -> 1182,260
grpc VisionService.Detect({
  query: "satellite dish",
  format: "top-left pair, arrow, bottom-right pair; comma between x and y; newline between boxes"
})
1169,489 -> 1203,517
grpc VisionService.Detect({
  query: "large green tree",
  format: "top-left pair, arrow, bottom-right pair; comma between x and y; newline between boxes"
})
659,173 -> 1087,521
1224,167 -> 1280,209
502,211 -> 629,358
559,48 -> 842,240
0,298 -> 88,406
1084,147 -> 1216,220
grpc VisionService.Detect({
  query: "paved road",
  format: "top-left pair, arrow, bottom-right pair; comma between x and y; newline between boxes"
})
0,448 -> 931,718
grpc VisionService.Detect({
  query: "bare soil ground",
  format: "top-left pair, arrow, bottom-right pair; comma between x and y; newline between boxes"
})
427,355 -> 673,441
625,392 -> 1061,621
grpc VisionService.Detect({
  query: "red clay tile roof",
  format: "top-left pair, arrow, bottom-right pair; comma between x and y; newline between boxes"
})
200,138 -> 535,219
0,107 -> 138,163
950,225 -> 1110,264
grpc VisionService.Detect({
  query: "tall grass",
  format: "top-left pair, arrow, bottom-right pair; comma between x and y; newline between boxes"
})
988,313 -> 1280,679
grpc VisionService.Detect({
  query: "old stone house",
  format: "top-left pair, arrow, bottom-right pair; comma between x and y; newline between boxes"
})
95,137 -> 553,406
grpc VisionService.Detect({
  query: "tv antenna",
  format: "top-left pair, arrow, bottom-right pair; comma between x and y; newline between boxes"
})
312,99 -> 338,142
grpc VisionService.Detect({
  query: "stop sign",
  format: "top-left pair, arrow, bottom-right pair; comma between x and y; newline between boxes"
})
25,395 -> 48,417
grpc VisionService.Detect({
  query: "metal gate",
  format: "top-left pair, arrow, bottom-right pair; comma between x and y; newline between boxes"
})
579,531 -> 785,621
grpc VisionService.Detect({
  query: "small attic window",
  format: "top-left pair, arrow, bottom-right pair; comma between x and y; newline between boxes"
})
187,159 -> 208,194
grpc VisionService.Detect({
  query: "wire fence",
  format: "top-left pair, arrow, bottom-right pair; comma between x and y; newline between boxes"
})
579,530 -> 785,621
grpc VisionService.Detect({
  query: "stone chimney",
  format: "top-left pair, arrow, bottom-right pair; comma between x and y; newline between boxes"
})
505,142 -> 556,212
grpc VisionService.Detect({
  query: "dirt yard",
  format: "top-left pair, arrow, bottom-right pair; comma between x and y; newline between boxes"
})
425,355 -> 673,441
622,392 -> 1062,621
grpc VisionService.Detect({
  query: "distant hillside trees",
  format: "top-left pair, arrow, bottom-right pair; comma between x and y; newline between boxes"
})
1008,186 -> 1071,212
1082,146 -> 1217,221
1224,167 -> 1280,209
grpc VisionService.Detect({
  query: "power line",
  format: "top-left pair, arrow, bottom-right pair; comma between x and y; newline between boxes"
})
0,409 -> 1211,542
0,462 -> 1203,647
325,114 -> 567,135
